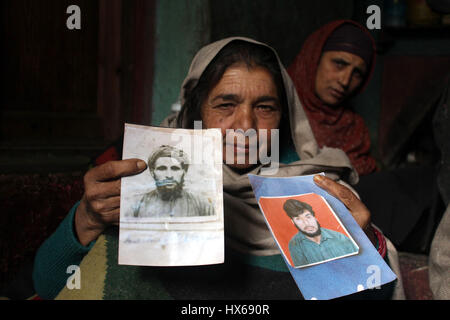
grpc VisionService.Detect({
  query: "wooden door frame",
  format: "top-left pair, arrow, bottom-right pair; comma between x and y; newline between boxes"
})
97,0 -> 156,143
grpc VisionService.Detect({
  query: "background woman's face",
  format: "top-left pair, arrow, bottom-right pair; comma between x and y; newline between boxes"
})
200,63 -> 282,170
314,51 -> 367,107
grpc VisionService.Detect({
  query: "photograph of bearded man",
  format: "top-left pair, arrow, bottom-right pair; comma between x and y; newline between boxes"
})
133,145 -> 215,218
284,199 -> 358,268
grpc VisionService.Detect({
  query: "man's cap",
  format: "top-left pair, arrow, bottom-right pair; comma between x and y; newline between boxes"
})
147,145 -> 189,171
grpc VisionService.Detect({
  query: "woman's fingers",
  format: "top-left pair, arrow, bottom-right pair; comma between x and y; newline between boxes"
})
313,174 -> 371,230
88,196 -> 121,215
86,159 -> 147,183
82,159 -> 146,219
74,159 -> 146,245
95,207 -> 120,225
85,179 -> 121,201
313,175 -> 363,211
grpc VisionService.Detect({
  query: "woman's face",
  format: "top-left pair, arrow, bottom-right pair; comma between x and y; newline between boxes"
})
314,51 -> 367,107
201,63 -> 282,170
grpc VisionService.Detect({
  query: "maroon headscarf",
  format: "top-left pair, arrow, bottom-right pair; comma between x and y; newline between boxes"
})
287,20 -> 377,176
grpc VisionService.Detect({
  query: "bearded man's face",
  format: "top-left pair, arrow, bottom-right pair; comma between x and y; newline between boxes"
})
152,157 -> 185,199
292,210 -> 321,237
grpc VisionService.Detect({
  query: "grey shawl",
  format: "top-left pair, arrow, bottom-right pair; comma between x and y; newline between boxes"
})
429,205 -> 450,299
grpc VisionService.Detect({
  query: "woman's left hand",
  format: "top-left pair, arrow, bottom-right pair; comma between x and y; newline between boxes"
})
313,174 -> 377,246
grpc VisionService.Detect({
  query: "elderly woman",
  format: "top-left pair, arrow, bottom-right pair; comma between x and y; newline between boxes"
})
32,37 -> 400,299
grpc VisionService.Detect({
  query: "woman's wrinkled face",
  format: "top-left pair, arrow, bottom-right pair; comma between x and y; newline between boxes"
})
314,51 -> 367,107
201,63 -> 282,170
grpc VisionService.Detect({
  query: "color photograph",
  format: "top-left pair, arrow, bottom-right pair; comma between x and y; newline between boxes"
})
259,193 -> 359,268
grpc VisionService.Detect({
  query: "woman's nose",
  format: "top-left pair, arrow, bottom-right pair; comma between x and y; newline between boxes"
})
232,105 -> 256,132
338,69 -> 352,89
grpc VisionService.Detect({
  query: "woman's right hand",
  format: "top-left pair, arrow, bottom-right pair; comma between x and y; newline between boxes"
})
313,174 -> 377,246
74,159 -> 147,246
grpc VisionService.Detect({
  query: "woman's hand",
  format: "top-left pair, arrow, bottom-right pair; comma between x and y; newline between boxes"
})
313,175 -> 377,246
75,159 -> 147,246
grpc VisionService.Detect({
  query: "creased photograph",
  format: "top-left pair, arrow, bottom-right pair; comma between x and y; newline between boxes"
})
119,124 -> 224,266
258,193 -> 359,268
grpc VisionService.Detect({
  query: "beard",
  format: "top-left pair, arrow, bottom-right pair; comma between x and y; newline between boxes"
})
298,221 -> 322,238
155,178 -> 184,201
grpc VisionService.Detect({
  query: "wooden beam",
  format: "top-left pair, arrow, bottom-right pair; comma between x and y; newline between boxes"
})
131,0 -> 156,125
97,0 -> 123,142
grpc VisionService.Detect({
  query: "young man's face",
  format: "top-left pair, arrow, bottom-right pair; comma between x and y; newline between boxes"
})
152,157 -> 185,191
292,210 -> 320,237
314,51 -> 367,107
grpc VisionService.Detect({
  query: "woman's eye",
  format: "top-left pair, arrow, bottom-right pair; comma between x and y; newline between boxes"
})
353,70 -> 364,79
256,105 -> 277,112
334,61 -> 345,69
215,103 -> 234,109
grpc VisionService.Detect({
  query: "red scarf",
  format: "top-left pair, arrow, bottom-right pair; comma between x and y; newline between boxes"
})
287,20 -> 377,176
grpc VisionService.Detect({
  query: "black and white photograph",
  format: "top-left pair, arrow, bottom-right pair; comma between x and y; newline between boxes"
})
119,124 -> 224,266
